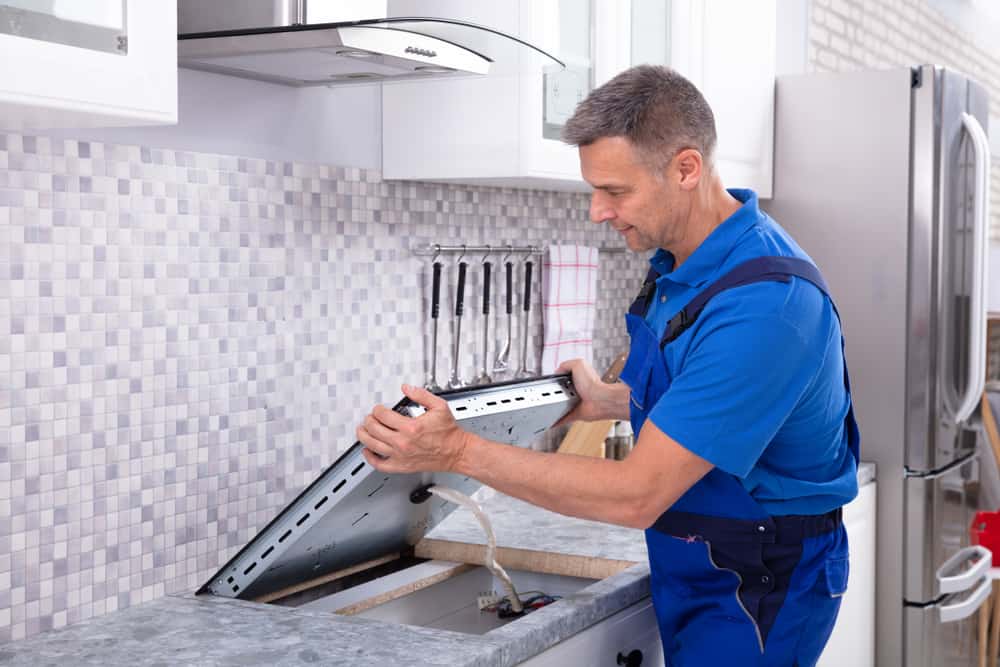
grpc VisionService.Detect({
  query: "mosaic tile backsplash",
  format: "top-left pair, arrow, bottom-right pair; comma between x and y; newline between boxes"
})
0,132 -> 645,641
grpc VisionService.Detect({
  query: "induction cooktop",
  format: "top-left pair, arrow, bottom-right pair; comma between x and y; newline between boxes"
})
198,374 -> 578,600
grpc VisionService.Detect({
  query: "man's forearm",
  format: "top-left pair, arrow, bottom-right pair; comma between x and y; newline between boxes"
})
452,432 -> 655,528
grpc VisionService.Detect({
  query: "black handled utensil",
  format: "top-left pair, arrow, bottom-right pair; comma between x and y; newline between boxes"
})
447,261 -> 468,389
515,259 -> 534,379
493,260 -> 514,377
424,261 -> 443,392
474,261 -> 492,385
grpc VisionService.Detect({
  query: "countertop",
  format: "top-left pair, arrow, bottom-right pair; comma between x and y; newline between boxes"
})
0,493 -> 651,667
0,465 -> 876,666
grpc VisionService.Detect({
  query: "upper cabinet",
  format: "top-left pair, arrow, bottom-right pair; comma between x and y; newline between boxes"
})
0,0 -> 177,130
676,1 -> 776,198
382,0 -> 776,196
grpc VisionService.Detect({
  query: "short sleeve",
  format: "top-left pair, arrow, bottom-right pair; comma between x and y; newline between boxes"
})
646,288 -> 823,478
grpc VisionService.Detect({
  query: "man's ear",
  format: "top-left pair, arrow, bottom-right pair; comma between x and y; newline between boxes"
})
673,149 -> 703,191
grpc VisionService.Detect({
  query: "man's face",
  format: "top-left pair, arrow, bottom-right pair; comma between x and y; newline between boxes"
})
579,137 -> 684,253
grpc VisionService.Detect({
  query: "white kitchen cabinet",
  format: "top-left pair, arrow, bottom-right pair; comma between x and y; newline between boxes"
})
382,0 -> 592,191
0,0 -> 177,130
818,477 -> 877,667
674,0 -> 776,197
382,0 -> 775,195
519,597 -> 665,666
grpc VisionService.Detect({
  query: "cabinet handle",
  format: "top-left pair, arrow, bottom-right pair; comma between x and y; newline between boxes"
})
617,649 -> 643,666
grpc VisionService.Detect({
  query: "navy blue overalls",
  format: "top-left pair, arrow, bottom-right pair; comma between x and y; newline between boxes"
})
620,256 -> 860,666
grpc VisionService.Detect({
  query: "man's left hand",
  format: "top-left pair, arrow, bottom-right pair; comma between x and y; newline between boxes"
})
357,384 -> 470,474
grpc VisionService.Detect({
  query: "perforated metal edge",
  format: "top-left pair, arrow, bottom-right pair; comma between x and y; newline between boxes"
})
198,374 -> 577,599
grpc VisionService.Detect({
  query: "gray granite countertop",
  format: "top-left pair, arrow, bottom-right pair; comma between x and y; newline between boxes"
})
0,467 -> 877,666
0,493 -> 650,667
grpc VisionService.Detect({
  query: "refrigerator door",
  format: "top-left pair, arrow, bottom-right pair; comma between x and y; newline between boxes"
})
904,456 -> 981,597
903,456 -> 984,666
907,66 -> 989,474
926,68 -> 991,470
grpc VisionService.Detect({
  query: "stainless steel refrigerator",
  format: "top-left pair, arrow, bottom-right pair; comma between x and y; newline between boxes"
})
767,65 -> 992,667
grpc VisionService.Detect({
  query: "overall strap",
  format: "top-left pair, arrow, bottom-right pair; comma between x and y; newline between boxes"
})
628,267 -> 661,318
657,255 -> 861,464
660,257 -> 830,346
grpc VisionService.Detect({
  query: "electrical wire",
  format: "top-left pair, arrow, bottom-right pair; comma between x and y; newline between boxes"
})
427,485 -> 524,613
483,593 -> 562,618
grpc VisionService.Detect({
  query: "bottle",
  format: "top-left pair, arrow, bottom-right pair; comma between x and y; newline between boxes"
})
617,421 -> 634,458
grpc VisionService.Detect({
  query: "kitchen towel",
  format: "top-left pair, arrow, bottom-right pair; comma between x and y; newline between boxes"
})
541,245 -> 599,374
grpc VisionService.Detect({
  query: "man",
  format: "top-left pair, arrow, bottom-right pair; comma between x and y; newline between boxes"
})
358,65 -> 859,666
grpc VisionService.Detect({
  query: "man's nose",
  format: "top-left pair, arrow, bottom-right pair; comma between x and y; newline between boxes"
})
589,193 -> 613,224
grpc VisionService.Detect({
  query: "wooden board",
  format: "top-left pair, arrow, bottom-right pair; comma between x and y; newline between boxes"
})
556,351 -> 629,459
253,552 -> 402,604
983,393 -> 1000,470
335,562 -> 474,616
414,538 -> 638,580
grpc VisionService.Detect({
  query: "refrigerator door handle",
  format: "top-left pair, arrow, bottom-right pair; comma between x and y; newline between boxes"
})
936,544 -> 992,594
940,576 -> 992,623
953,112 -> 990,424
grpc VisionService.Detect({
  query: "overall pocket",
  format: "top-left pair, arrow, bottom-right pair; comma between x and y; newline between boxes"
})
823,556 -> 849,598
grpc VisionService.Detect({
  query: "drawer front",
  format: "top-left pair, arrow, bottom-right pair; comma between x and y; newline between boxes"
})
520,598 -> 664,666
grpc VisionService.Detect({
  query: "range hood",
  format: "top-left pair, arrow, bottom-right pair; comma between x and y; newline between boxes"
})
177,0 -> 564,86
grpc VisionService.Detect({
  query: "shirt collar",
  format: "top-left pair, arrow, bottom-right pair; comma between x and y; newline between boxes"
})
649,188 -> 763,287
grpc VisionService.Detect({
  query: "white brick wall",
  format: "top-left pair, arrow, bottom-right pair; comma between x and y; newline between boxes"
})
810,0 -> 1000,239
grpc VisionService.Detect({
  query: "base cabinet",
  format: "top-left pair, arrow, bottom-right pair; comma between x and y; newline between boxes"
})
817,480 -> 877,666
519,597 -> 664,666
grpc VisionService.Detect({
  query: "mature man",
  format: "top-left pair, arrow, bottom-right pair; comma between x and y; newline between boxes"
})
358,65 -> 859,665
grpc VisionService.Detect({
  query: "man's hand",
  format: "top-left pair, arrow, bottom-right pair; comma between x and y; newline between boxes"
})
554,358 -> 631,426
358,384 -> 471,474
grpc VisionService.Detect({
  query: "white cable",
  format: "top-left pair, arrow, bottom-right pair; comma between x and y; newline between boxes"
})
427,485 -> 523,613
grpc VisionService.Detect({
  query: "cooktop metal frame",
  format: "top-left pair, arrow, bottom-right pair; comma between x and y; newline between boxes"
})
198,374 -> 578,600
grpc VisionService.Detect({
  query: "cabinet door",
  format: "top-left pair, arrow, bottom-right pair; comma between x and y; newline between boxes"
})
0,0 -> 177,129
673,0 -> 776,196
817,482 -> 877,667
383,0 -> 588,190
519,597 -> 665,666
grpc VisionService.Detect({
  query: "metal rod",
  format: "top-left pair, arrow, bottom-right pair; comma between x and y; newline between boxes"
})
412,243 -> 628,256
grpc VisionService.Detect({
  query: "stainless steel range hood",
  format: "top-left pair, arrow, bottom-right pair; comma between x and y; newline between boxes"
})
177,0 -> 563,86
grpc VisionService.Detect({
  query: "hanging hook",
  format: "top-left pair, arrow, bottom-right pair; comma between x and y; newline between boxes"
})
481,244 -> 492,265
501,244 -> 513,265
456,244 -> 467,264
431,243 -> 441,264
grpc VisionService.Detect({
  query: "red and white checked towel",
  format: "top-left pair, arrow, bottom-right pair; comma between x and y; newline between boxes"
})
541,245 -> 599,373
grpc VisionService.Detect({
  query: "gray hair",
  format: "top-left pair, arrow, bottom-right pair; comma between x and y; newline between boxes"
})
562,65 -> 717,173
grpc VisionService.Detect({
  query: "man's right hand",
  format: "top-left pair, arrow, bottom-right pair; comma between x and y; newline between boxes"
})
554,358 -> 631,426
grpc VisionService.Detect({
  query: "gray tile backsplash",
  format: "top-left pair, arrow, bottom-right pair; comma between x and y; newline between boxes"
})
0,132 -> 645,641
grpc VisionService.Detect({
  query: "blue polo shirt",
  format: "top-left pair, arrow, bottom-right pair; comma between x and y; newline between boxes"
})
644,189 -> 858,515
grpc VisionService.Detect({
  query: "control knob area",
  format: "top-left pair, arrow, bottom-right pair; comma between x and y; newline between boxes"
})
617,649 -> 643,666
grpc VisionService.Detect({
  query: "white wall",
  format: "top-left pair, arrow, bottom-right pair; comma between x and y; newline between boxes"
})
775,0 -> 810,76
43,68 -> 382,169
